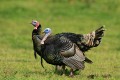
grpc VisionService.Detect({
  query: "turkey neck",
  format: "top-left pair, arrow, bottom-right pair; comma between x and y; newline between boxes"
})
32,24 -> 42,56
37,25 -> 42,35
32,25 -> 42,44
32,25 -> 42,36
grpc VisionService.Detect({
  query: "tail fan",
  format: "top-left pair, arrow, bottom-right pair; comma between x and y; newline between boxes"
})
82,25 -> 105,47
94,25 -> 106,47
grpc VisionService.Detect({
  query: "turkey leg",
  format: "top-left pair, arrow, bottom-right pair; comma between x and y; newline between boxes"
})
69,69 -> 74,77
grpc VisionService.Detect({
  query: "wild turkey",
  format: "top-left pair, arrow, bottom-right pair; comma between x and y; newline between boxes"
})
31,20 -> 105,76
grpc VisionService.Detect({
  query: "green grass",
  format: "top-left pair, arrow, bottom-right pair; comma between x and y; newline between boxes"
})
0,0 -> 120,80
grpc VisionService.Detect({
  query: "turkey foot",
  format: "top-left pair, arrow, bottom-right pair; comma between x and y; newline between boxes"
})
62,65 -> 66,76
69,69 -> 74,77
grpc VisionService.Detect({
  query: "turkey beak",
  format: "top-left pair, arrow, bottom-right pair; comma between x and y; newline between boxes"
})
42,31 -> 45,34
30,22 -> 36,29
30,22 -> 33,25
42,31 -> 44,33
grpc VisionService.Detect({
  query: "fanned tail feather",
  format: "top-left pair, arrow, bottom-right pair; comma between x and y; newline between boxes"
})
82,25 -> 105,47
94,25 -> 106,47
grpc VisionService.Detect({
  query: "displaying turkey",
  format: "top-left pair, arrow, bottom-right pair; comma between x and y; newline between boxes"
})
31,20 -> 105,76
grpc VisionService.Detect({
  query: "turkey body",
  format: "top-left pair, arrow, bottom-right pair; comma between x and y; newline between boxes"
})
32,23 -> 105,76
32,31 -> 85,70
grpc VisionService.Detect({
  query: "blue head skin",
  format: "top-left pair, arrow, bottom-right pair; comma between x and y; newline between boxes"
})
43,28 -> 52,34
41,28 -> 52,44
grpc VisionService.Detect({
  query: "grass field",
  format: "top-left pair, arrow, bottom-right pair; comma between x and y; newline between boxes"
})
0,0 -> 120,80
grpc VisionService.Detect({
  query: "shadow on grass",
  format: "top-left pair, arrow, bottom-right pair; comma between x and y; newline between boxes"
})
22,68 -> 81,77
87,74 -> 112,79
54,68 -> 80,76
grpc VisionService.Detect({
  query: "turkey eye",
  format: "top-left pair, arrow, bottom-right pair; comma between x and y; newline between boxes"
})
46,30 -> 48,32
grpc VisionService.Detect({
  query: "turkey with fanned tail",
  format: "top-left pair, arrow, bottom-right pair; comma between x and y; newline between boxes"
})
31,20 -> 105,76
